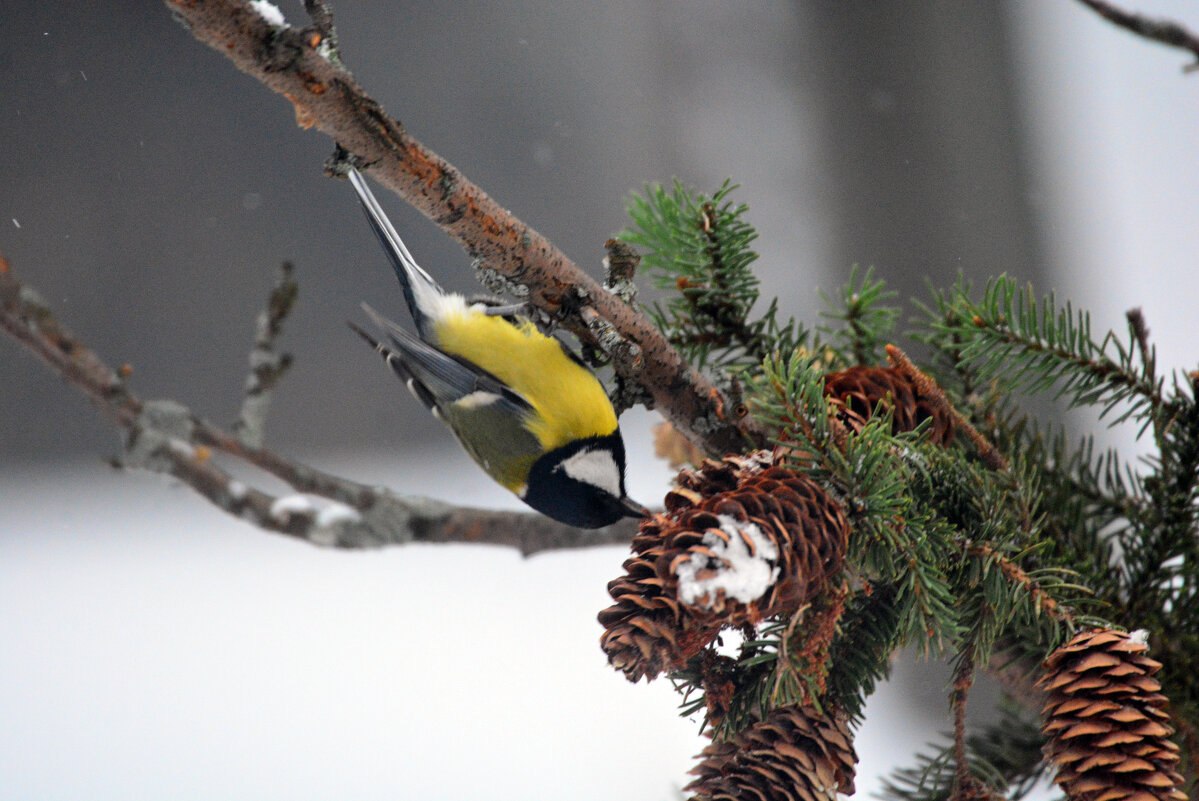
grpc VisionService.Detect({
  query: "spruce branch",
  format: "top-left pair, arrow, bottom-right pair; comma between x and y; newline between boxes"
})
966,418 -> 1129,597
621,180 -> 806,374
933,276 -> 1181,431
750,352 -> 974,651
743,343 -> 1101,717
1123,393 -> 1199,609
0,256 -> 637,554
824,584 -> 903,724
602,240 -> 1195,791
965,544 -> 1074,628
819,265 -> 897,367
164,0 -> 759,456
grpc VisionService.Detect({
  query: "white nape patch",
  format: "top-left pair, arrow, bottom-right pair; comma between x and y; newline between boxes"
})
675,514 -> 780,608
554,447 -> 622,498
248,0 -> 288,28
421,288 -> 470,322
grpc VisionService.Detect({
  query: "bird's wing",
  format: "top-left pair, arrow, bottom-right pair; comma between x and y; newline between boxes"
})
350,306 -> 545,491
355,304 -> 534,415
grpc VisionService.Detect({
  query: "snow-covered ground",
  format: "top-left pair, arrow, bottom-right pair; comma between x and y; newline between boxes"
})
1,408 -> 939,800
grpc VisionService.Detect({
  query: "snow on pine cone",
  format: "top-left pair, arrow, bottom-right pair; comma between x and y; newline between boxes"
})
1038,629 -> 1186,801
598,452 -> 849,683
686,703 -> 857,801
824,365 -> 955,445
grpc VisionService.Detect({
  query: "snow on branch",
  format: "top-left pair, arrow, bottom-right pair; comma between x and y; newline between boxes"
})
0,256 -> 636,554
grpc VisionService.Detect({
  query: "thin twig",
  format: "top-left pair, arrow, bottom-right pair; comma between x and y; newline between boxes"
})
770,582 -> 849,707
1125,307 -> 1153,372
233,261 -> 297,448
1074,0 -> 1199,72
1125,306 -> 1168,446
951,646 -> 975,795
968,543 -> 1075,625
163,0 -> 760,457
886,344 -> 1010,472
301,0 -> 339,63
0,257 -> 636,555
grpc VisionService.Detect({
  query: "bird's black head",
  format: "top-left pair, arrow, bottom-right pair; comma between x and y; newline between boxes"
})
523,432 -> 647,529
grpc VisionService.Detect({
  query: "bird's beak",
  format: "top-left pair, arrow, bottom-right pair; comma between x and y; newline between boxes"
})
620,496 -> 650,519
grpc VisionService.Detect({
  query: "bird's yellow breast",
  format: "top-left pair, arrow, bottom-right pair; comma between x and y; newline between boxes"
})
433,308 -> 618,451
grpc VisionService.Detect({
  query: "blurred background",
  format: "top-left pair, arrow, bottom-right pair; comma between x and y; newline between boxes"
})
2,2 -> 1197,799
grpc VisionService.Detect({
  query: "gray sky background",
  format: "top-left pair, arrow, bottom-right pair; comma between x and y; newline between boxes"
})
5,1 -> 1052,463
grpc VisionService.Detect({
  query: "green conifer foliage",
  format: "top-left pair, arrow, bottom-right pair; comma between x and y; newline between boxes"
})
612,181 -> 1198,800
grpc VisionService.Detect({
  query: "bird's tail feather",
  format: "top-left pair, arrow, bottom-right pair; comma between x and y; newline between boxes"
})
347,167 -> 442,333
348,316 -> 440,413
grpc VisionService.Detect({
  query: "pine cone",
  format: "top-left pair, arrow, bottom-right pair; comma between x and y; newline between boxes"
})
1038,629 -> 1186,801
598,452 -> 849,682
824,365 -> 954,445
686,703 -> 857,801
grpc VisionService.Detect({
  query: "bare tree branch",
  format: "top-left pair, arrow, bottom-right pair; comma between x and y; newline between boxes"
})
163,0 -> 761,456
1074,0 -> 1199,71
0,255 -> 637,555
233,260 -> 297,449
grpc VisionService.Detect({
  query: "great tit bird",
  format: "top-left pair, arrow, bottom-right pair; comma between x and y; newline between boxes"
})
345,168 -> 647,528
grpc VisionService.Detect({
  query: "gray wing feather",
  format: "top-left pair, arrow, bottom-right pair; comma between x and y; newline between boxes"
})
351,305 -> 545,485
358,304 -> 532,415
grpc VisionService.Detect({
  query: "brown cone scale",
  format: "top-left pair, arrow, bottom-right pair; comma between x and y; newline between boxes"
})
598,452 -> 849,683
686,703 -> 857,801
824,365 -> 955,445
1038,629 -> 1186,801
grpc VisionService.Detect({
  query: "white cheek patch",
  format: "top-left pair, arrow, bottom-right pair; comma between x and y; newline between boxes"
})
555,447 -> 622,498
